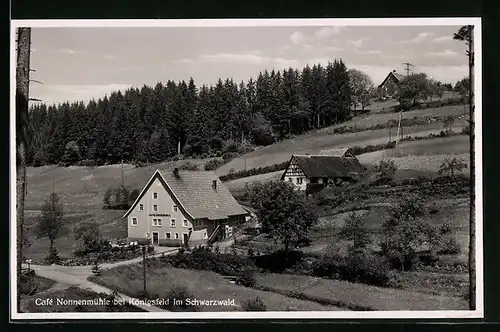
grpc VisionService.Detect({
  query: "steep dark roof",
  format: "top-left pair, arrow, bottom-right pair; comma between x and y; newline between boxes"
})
289,155 -> 366,178
124,170 -> 248,220
379,71 -> 406,87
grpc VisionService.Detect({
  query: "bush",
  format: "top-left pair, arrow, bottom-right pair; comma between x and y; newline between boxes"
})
440,221 -> 453,235
254,249 -> 305,273
160,247 -> 256,277
163,286 -> 200,312
343,251 -> 391,287
204,158 -> 225,171
438,237 -> 461,255
242,296 -> 267,311
222,152 -> 238,162
372,159 -> 398,182
222,139 -> 239,153
76,159 -> 98,167
44,248 -> 61,265
179,161 -> 199,171
236,269 -> 257,288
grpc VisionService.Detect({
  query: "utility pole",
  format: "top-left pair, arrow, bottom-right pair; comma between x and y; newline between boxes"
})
396,111 -> 403,144
402,62 -> 414,76
142,245 -> 147,296
121,153 -> 124,188
16,27 -> 31,312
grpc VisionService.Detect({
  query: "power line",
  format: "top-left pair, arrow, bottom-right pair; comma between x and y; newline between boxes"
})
401,62 -> 415,76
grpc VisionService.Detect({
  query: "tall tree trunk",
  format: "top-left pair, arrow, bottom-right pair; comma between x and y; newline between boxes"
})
16,27 -> 31,312
468,25 -> 476,311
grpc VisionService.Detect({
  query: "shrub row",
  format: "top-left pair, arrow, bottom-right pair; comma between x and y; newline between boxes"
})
392,97 -> 466,113
157,247 -> 257,277
314,175 -> 470,209
311,252 -> 392,287
220,161 -> 289,182
332,116 -> 442,135
60,245 -> 154,266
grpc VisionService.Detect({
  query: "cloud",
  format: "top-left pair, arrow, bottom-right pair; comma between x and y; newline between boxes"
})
290,26 -> 347,46
432,36 -> 453,43
172,58 -> 195,65
53,48 -> 87,55
103,54 -> 117,60
426,49 -> 459,57
349,37 -> 371,48
313,26 -> 346,41
356,49 -> 382,55
34,84 -> 134,105
290,31 -> 309,45
325,46 -> 344,52
199,52 -> 298,68
402,32 -> 435,44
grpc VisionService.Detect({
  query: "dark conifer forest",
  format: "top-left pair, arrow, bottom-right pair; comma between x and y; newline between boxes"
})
27,59 -> 353,167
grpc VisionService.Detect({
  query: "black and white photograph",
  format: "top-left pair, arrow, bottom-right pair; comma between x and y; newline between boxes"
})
11,18 -> 482,320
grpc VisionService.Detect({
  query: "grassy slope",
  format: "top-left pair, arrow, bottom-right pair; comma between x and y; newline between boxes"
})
25,158 -> 211,210
24,210 -> 126,262
256,273 -> 468,311
91,264 -> 345,311
217,122 -> 467,176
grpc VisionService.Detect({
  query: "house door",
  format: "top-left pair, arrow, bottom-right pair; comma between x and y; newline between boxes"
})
152,232 -> 159,245
183,233 -> 189,246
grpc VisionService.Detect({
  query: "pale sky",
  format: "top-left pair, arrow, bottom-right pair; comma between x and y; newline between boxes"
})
27,25 -> 469,105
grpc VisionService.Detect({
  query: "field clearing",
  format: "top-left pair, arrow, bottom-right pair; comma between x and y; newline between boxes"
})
325,103 -> 468,131
91,264 -> 345,311
256,273 -> 468,310
24,210 -> 126,262
25,158 -> 212,210
216,121 -> 467,176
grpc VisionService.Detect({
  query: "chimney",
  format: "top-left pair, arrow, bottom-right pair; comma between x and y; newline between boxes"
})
173,168 -> 180,178
393,69 -> 396,72
212,180 -> 217,190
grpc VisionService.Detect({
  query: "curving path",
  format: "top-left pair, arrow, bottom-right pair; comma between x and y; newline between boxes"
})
23,247 -> 179,312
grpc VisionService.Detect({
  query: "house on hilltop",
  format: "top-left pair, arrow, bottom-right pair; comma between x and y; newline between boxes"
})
280,149 -> 366,191
379,70 -> 406,98
123,168 -> 248,247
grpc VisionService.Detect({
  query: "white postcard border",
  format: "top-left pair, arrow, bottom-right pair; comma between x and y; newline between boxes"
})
10,17 -> 483,320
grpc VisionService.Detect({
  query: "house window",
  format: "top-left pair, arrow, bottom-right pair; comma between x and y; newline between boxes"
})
153,192 -> 158,199
288,177 -> 292,182
139,204 -> 144,211
297,177 -> 303,184
153,205 -> 158,212
152,218 -> 162,226
175,233 -> 179,239
131,217 -> 138,226
173,205 -> 178,212
165,232 -> 171,239
183,219 -> 188,227
171,219 -> 176,227
203,232 -> 207,239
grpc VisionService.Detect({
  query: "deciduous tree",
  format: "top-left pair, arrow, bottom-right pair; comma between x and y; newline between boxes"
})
249,181 -> 317,254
